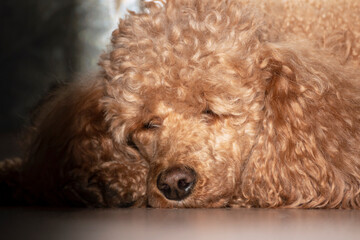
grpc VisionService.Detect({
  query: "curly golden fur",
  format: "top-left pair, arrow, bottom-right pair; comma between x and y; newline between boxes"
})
1,0 -> 360,208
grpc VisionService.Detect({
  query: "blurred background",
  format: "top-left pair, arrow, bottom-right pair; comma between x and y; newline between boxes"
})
0,0 -> 140,158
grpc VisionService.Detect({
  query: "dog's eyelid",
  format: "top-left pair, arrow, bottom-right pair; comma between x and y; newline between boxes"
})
201,108 -> 221,124
143,117 -> 163,130
143,122 -> 161,129
202,108 -> 217,116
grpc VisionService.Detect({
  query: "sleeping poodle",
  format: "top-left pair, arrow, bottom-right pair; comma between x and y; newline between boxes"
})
1,0 -> 360,208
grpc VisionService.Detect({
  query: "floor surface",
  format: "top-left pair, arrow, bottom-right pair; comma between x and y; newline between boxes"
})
1,207 -> 360,240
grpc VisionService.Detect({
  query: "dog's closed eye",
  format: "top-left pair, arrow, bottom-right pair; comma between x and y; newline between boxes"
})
201,108 -> 219,123
202,108 -> 216,116
143,117 -> 163,130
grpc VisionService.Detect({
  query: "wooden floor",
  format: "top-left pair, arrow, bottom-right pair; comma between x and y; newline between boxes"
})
1,207 -> 360,240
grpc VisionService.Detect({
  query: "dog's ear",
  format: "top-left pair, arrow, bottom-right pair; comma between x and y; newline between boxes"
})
19,78 -> 148,207
237,42 -> 360,208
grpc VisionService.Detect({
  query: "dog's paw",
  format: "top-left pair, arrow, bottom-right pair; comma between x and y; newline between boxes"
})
62,161 -> 148,207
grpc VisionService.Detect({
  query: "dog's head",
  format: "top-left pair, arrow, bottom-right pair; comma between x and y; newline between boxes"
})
99,0 -> 348,207
99,0 -> 265,207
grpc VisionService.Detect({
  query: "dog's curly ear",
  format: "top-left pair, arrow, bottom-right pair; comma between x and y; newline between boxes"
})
237,42 -> 360,208
10,78 -> 148,207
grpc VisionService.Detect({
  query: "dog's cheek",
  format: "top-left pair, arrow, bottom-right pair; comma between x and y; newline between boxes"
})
193,167 -> 237,207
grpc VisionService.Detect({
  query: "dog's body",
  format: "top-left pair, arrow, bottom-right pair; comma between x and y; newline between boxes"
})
1,0 -> 360,208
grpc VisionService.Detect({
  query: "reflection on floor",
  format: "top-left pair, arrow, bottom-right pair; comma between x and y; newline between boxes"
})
1,207 -> 360,240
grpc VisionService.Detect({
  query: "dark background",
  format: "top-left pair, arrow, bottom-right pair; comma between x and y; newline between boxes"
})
1,0 -> 78,133
0,0 -> 124,158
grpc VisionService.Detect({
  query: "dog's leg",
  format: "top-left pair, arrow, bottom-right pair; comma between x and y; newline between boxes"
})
61,160 -> 148,207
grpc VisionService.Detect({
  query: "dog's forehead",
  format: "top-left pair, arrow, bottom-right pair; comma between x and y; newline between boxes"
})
138,85 -> 206,116
108,0 -> 264,118
154,101 -> 175,115
109,0 -> 262,85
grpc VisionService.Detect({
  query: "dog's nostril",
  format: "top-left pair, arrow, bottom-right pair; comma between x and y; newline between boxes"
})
156,166 -> 197,201
177,178 -> 191,191
178,179 -> 187,189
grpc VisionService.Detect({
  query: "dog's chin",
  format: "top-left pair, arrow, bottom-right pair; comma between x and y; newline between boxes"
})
147,192 -> 230,208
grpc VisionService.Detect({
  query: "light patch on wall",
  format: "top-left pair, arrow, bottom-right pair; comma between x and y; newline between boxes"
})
76,0 -> 141,73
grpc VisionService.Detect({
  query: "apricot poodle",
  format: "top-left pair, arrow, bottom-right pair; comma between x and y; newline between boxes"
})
1,0 -> 360,208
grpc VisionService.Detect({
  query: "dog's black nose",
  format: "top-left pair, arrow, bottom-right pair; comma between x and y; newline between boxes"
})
157,166 -> 197,201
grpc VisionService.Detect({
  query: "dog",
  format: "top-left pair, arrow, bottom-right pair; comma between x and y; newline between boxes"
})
1,0 -> 360,208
